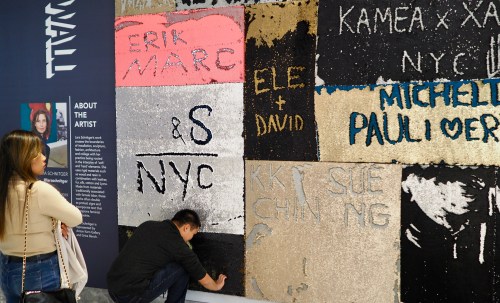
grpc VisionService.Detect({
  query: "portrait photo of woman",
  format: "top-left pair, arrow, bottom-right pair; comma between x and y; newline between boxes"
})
20,103 -> 68,168
31,108 -> 51,165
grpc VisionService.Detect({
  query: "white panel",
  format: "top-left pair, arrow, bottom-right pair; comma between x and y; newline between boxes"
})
116,83 -> 244,234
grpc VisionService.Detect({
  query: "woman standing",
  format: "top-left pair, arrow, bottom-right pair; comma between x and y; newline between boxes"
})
0,130 -> 82,303
31,109 -> 51,166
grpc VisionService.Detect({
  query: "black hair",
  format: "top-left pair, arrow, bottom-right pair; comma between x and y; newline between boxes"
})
172,209 -> 201,229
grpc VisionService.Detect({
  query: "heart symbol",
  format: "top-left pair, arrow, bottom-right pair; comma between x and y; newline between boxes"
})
440,118 -> 463,140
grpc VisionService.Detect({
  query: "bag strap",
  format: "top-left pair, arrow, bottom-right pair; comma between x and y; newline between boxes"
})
21,182 -> 71,292
52,218 -> 71,287
21,182 -> 34,292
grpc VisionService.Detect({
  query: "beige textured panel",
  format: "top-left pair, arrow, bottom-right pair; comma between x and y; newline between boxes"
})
315,79 -> 500,165
115,0 -> 175,17
245,0 -> 318,47
245,161 -> 401,303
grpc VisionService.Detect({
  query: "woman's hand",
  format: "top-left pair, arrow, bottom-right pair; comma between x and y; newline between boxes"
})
61,222 -> 69,239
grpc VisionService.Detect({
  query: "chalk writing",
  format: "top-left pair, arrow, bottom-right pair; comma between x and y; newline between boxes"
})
274,95 -> 286,111
338,6 -> 424,35
344,202 -> 391,228
302,257 -> 307,277
189,105 -> 212,145
287,283 -> 308,296
135,153 -> 217,200
337,2 -> 500,36
254,66 -> 306,95
255,114 -> 304,136
436,10 -> 450,30
250,277 -> 266,299
171,117 -> 185,144
292,165 -> 309,209
249,164 -> 321,223
327,165 -> 384,196
249,164 -> 320,222
122,50 -> 236,79
177,0 -> 271,10
180,0 -> 258,5
487,34 -> 500,78
251,65 -> 307,137
249,164 -> 286,192
252,197 -> 320,223
461,1 -> 500,28
246,223 -> 272,250
348,78 -> 500,146
123,29 -> 235,70
317,1 -> 500,84
115,11 -> 243,86
170,105 -> 212,145
119,0 -> 174,15
402,50 -> 466,75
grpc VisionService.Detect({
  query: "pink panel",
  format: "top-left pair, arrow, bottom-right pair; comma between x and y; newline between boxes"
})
115,8 -> 244,87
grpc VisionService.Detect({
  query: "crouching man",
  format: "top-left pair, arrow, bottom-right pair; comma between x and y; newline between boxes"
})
107,209 -> 227,303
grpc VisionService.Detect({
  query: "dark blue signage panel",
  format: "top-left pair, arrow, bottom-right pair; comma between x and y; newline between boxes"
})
0,0 -> 116,288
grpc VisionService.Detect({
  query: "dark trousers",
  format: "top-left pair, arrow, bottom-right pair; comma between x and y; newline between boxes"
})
109,263 -> 189,303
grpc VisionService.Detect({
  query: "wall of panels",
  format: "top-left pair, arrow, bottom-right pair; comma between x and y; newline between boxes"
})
1,0 -> 490,300
95,0 -> 500,301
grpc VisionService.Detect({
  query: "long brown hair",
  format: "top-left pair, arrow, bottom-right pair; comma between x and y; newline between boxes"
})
0,130 -> 42,239
31,109 -> 51,139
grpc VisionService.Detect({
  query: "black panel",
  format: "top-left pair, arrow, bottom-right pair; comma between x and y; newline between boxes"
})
189,233 -> 244,296
244,15 -> 318,160
118,225 -> 244,296
317,0 -> 500,85
401,165 -> 499,302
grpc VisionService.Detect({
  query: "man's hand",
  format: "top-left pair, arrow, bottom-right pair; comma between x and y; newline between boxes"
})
199,273 -> 227,291
215,274 -> 227,290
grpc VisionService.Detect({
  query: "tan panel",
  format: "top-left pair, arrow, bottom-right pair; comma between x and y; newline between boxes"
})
315,79 -> 500,165
245,0 -> 318,47
245,160 -> 401,303
115,0 -> 175,17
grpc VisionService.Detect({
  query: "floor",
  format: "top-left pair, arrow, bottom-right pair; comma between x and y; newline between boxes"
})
0,288 -> 275,303
186,290 -> 275,303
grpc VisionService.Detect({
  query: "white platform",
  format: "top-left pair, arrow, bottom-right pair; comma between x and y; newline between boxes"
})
186,290 -> 276,303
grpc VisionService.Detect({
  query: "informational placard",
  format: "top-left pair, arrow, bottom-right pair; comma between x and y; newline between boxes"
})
244,0 -> 319,160
115,7 -> 244,87
316,0 -> 500,85
401,165 -> 499,302
315,78 -> 500,165
116,84 -> 244,235
246,160 -> 401,303
0,0 -> 117,288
